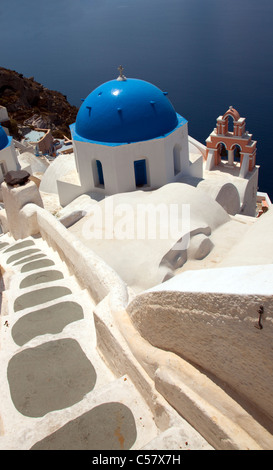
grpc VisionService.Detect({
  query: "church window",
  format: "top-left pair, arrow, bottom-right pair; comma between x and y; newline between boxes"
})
95,160 -> 104,187
173,144 -> 181,175
134,159 -> 147,187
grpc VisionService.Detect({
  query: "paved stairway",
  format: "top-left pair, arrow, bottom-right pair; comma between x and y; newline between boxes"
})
0,234 -> 212,450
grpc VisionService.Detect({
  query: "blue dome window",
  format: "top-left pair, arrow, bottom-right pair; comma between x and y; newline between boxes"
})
75,78 -> 180,144
0,125 -> 9,151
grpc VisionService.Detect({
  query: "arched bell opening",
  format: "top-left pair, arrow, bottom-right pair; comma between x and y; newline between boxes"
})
232,144 -> 242,164
219,142 -> 228,161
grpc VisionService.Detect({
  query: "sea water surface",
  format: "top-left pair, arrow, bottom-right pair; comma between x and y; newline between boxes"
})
1,0 -> 273,197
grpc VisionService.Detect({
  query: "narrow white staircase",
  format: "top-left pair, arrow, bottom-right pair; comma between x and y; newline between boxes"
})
0,233 -> 212,450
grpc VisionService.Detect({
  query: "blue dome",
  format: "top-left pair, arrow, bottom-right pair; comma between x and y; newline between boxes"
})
0,125 -> 9,151
75,78 -> 179,144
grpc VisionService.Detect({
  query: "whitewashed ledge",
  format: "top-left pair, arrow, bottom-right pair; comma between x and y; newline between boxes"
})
147,264 -> 273,296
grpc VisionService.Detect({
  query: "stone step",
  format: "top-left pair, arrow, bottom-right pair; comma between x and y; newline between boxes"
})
0,236 -> 69,273
0,334 -> 116,446
0,289 -> 96,350
2,278 -> 84,323
0,375 -> 160,450
0,235 -> 85,320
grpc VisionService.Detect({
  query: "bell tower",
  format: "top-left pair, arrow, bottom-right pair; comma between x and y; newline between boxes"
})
205,107 -> 257,176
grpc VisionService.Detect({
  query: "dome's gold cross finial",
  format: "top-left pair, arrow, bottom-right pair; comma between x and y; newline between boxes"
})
117,65 -> 126,81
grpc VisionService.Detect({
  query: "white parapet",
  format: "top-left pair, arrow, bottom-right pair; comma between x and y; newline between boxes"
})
1,180 -> 43,239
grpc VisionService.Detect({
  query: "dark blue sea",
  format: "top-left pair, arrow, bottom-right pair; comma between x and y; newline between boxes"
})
1,0 -> 273,198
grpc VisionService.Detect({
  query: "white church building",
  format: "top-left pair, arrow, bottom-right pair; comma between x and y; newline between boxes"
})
56,68 -> 203,206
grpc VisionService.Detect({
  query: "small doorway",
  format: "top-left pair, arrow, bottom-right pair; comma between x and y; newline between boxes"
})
134,159 -> 147,187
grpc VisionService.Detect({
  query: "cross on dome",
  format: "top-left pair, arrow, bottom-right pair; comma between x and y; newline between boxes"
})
117,65 -> 127,81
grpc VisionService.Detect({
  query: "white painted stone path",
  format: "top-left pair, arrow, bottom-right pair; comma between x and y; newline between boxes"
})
0,234 -> 212,450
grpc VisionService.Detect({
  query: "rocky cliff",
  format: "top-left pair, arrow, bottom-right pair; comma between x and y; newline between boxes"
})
0,67 -> 78,139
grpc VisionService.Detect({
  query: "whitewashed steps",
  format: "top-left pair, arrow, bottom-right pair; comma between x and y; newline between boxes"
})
0,234 -> 212,450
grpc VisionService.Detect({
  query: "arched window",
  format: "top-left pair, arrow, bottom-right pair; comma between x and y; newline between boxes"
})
173,144 -> 181,175
227,115 -> 234,133
96,160 -> 104,185
94,160 -> 104,187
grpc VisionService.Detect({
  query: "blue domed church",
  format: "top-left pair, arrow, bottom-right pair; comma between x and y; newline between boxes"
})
0,124 -> 20,185
57,68 -> 202,206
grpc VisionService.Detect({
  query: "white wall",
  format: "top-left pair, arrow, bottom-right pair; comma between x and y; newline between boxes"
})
128,277 -> 273,424
57,179 -> 85,207
240,168 -> 259,217
72,120 -> 195,197
58,120 -> 206,206
0,141 -> 20,183
0,106 -> 9,123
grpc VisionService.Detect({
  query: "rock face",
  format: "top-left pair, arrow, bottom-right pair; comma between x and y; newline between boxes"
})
0,67 -> 78,139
